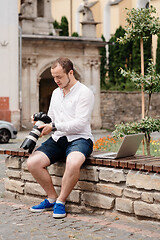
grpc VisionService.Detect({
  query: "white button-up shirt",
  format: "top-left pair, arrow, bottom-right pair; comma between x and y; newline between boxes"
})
48,81 -> 94,142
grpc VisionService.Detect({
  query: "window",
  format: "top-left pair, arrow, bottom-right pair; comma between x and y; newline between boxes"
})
145,2 -> 149,8
37,0 -> 44,17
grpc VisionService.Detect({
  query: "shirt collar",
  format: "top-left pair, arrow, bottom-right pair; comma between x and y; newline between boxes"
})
60,81 -> 79,96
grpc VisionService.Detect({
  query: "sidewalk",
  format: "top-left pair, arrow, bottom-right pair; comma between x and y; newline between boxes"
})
0,197 -> 160,240
0,130 -> 160,240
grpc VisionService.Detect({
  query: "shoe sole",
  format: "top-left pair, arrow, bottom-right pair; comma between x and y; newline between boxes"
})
53,213 -> 66,218
30,207 -> 53,213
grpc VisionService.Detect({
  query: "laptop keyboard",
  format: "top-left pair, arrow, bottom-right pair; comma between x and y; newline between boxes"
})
94,153 -> 117,158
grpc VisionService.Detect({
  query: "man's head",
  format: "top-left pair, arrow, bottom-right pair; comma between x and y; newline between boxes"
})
51,57 -> 76,89
51,57 -> 73,74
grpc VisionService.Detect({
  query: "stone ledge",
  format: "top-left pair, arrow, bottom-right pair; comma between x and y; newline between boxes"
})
1,148 -> 160,173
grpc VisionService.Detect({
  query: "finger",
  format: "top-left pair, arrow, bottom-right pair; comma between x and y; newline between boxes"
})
38,124 -> 45,129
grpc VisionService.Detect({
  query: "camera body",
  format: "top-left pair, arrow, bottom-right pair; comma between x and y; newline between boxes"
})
20,112 -> 52,153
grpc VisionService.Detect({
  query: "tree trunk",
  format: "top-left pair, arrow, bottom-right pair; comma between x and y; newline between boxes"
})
145,133 -> 151,155
146,92 -> 152,117
140,38 -> 145,119
140,37 -> 145,155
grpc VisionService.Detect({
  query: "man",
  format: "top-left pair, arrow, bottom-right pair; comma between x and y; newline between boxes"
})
27,57 -> 94,218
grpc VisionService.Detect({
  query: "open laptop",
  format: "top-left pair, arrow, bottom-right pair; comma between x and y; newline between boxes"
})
93,133 -> 145,159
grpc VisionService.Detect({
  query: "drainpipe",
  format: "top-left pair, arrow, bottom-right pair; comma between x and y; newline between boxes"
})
19,25 -> 23,130
70,0 -> 72,35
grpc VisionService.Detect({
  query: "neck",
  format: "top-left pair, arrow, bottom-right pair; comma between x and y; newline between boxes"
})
63,78 -> 77,95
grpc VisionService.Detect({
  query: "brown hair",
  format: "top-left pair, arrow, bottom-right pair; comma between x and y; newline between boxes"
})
51,57 -> 73,74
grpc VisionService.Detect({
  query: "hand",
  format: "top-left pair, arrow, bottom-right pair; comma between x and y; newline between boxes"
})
31,115 -> 36,125
38,123 -> 53,137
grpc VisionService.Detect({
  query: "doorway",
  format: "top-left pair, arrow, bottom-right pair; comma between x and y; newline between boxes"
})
39,67 -> 57,113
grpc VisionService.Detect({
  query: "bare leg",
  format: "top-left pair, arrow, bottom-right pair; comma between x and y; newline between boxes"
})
27,151 -> 58,199
57,151 -> 85,202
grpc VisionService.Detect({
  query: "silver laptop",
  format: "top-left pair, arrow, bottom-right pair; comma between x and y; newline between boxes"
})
93,133 -> 145,159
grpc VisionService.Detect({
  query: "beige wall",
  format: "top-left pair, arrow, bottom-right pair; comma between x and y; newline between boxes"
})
118,0 -> 132,27
110,5 -> 119,36
151,0 -> 160,63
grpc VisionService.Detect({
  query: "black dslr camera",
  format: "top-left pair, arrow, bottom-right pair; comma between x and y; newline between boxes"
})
20,112 -> 52,153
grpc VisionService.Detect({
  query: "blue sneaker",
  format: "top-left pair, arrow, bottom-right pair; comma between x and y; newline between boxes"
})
53,203 -> 66,218
30,199 -> 55,212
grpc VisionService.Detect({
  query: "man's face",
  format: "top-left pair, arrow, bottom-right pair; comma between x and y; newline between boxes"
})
51,64 -> 70,89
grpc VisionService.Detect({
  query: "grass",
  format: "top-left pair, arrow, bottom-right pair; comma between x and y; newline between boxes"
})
93,135 -> 160,157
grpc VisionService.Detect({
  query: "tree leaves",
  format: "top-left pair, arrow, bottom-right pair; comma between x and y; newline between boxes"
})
118,6 -> 160,44
120,61 -> 160,94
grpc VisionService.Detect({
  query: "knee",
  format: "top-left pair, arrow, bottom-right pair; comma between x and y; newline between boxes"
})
66,153 -> 85,172
27,155 -> 37,172
66,160 -> 80,173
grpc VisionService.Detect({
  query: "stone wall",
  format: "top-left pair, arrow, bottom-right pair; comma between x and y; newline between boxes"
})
4,155 -> 160,221
100,91 -> 160,130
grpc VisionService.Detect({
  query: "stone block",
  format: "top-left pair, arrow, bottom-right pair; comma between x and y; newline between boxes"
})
99,168 -> 126,183
5,156 -> 21,169
4,190 -> 17,200
55,186 -> 61,195
126,171 -> 160,191
21,172 -> 36,182
80,166 -> 98,182
153,193 -> 160,202
96,183 -> 123,197
5,179 -> 24,194
82,192 -> 114,209
116,198 -> 133,213
76,181 -> 95,191
22,160 -> 28,171
66,204 -> 94,214
6,169 -> 21,179
67,190 -> 80,203
51,176 -> 62,186
52,186 -> 80,203
134,201 -> 160,220
48,162 -> 65,176
25,182 -> 46,197
141,192 -> 154,203
20,195 -> 43,206
123,188 -> 141,199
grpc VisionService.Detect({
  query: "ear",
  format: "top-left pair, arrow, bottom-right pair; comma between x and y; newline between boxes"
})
69,69 -> 74,75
